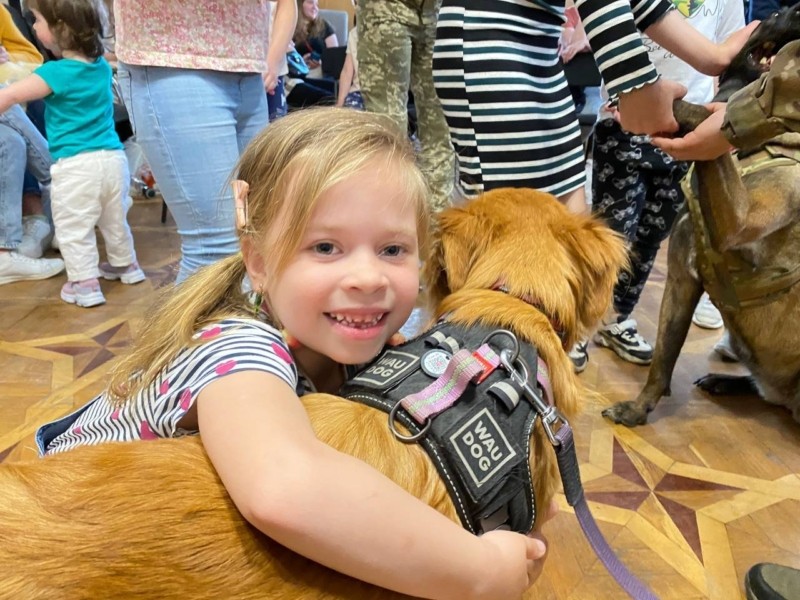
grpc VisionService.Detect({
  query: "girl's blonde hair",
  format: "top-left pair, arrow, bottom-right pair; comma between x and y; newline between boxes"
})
109,108 -> 430,403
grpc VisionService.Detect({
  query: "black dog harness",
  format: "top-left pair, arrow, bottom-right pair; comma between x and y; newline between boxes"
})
340,319 -> 659,600
340,321 -> 550,534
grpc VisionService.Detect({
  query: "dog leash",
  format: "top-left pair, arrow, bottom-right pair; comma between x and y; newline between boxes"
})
497,344 -> 659,600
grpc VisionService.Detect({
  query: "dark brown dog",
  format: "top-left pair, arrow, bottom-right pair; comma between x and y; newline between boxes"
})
0,189 -> 626,599
603,6 -> 800,427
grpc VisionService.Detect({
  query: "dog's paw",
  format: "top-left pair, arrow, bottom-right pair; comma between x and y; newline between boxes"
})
694,374 -> 758,396
601,401 -> 649,427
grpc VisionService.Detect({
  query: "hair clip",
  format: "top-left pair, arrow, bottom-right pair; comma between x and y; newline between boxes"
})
232,179 -> 250,231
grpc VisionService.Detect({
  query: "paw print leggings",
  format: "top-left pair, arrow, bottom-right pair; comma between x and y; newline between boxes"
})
591,118 -> 689,318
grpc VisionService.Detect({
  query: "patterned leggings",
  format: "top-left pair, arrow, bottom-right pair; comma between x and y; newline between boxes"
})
591,118 -> 689,318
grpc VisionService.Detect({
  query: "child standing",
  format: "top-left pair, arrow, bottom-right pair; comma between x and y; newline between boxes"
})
35,108 -> 547,599
0,0 -> 143,307
335,0 -> 364,110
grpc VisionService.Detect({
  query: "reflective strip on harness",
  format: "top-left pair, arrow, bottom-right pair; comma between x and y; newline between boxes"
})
400,344 -> 500,424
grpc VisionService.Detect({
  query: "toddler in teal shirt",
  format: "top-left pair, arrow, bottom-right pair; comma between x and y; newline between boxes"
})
0,0 -> 144,307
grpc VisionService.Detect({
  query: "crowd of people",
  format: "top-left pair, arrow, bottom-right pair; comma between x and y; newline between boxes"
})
1,0 -> 798,597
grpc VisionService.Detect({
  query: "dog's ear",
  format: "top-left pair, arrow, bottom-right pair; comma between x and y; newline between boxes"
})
562,216 -> 629,333
423,206 -> 498,310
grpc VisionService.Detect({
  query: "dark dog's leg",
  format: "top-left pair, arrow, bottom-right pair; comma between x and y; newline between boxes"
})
694,373 -> 759,396
603,215 -> 704,426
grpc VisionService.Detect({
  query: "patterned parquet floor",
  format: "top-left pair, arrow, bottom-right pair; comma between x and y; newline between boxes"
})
1,195 -> 798,599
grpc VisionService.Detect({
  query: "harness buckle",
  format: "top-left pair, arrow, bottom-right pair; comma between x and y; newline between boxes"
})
388,400 -> 431,444
498,347 -> 568,447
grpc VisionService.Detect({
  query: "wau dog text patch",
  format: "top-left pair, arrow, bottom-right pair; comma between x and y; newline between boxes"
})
447,408 -> 520,498
351,349 -> 419,389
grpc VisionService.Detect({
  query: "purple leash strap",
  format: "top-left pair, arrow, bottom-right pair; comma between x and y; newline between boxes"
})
554,426 -> 659,600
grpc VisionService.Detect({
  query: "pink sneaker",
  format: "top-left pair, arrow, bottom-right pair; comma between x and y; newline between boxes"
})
61,279 -> 106,307
99,261 -> 146,284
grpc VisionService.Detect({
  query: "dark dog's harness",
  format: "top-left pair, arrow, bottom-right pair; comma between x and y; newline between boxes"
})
340,320 -> 658,600
683,135 -> 800,311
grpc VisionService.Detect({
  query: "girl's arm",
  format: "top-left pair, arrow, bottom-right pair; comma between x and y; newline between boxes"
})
644,11 -> 758,76
335,54 -> 354,107
197,371 -> 545,600
325,33 -> 339,48
0,74 -> 50,114
265,0 -> 298,93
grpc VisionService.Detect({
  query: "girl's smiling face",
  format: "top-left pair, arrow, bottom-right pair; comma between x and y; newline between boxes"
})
302,0 -> 320,22
264,159 -> 421,367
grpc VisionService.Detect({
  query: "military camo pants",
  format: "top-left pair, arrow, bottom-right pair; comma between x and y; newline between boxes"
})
357,6 -> 455,212
591,118 -> 689,318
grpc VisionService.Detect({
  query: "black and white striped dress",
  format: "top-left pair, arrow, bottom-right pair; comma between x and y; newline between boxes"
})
433,0 -> 585,198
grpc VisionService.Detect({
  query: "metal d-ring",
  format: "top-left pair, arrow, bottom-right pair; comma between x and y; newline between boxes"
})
388,400 -> 431,444
480,329 -> 520,364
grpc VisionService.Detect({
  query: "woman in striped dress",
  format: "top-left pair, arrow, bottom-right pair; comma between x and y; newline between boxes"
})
432,0 -> 676,213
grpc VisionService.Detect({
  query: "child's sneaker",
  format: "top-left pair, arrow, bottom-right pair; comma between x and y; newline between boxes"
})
692,293 -> 723,329
568,340 -> 589,373
713,329 -> 739,362
17,216 -> 53,259
593,317 -> 653,365
99,261 -> 146,284
0,251 -> 65,285
61,279 -> 106,307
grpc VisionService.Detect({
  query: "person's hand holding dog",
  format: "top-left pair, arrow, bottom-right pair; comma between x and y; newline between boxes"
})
617,78 -> 688,135
651,103 -> 733,161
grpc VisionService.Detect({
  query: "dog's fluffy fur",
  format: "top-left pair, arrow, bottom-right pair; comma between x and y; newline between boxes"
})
0,189 -> 626,599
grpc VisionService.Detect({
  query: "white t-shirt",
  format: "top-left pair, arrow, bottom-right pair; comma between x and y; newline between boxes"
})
642,0 -> 745,103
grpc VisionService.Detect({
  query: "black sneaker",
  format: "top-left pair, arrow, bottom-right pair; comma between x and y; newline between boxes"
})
745,563 -> 800,600
593,318 -> 653,365
568,340 -> 589,373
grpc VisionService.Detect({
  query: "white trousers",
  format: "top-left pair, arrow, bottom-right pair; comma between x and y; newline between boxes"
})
51,149 -> 137,282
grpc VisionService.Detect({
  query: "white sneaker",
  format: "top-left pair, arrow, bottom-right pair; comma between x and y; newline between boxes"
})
17,216 -> 53,259
99,261 -> 146,284
593,317 -> 653,365
0,251 -> 65,285
692,293 -> 723,329
713,329 -> 739,362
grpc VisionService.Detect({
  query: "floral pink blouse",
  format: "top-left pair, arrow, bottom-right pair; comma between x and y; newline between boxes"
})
115,0 -> 270,73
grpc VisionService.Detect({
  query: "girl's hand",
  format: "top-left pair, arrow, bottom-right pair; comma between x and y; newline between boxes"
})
712,22 -> 760,75
651,103 -> 732,161
262,70 -> 278,94
475,530 -> 548,599
303,53 -> 321,70
618,78 -> 687,135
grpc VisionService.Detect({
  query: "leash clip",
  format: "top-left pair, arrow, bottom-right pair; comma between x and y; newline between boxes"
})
498,348 -> 567,447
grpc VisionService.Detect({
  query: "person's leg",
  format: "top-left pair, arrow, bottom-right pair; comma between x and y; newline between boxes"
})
358,8 -> 412,140
50,156 -> 103,283
591,120 -> 653,364
118,64 -> 267,282
96,150 -> 138,268
267,76 -> 288,122
235,73 -> 270,154
410,18 -> 455,212
0,123 -> 26,251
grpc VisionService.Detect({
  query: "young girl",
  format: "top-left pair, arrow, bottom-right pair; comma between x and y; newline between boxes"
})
0,0 -> 143,308
35,108 -> 547,599
287,0 -> 338,108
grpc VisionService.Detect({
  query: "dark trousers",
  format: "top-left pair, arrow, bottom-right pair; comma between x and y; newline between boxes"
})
591,118 -> 688,317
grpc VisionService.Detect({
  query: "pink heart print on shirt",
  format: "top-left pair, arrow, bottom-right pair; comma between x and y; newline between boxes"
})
271,342 -> 294,364
159,379 -> 170,395
72,425 -> 82,435
111,408 -> 120,420
200,326 -> 222,340
215,360 -> 236,375
140,421 -> 158,440
179,389 -> 193,411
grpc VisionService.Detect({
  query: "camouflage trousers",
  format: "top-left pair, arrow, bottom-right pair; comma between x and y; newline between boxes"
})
357,11 -> 455,212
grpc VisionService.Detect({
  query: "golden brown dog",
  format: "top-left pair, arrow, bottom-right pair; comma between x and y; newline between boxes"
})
0,189 -> 626,599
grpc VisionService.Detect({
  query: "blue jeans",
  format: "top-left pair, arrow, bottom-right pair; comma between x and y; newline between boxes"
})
117,64 -> 268,282
0,104 -> 53,250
